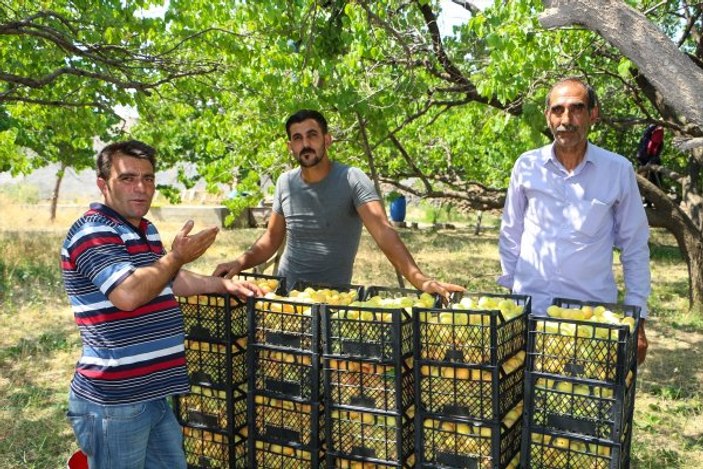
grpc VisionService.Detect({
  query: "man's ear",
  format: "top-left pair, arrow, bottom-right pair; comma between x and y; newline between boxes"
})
97,177 -> 107,196
590,105 -> 600,123
324,133 -> 332,149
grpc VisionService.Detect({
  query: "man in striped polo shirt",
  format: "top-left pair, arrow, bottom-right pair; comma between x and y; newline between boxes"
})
61,140 -> 262,468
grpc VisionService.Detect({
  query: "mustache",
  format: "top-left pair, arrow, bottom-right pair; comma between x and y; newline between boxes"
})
556,125 -> 579,132
300,147 -> 315,155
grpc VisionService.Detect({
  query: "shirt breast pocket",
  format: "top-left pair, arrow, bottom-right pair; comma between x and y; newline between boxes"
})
574,199 -> 611,237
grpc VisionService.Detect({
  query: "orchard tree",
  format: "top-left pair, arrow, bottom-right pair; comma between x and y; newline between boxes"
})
0,0 -> 228,214
6,103 -> 119,220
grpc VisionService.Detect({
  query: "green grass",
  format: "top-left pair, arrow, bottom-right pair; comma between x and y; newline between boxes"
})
1,206 -> 702,468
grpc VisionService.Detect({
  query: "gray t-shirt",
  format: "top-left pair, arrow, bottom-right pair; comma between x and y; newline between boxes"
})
272,162 -> 380,290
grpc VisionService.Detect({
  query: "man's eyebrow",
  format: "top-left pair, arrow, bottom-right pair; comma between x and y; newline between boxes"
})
117,171 -> 154,177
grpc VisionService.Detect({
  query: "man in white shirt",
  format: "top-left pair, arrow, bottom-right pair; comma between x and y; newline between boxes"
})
498,77 -> 650,363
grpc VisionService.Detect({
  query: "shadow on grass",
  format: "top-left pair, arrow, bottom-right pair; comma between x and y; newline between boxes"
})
649,241 -> 684,263
0,326 -> 79,469
638,323 -> 703,400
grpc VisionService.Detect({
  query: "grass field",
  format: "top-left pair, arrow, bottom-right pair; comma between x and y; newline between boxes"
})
1,200 -> 701,468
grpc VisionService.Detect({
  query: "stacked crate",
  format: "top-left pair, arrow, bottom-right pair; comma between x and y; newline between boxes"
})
176,272 -> 284,469
322,286 -> 432,468
522,298 -> 640,469
414,293 -> 531,469
247,294 -> 325,468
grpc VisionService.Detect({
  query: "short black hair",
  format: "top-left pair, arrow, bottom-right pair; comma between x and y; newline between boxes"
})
545,77 -> 599,111
285,110 -> 328,139
97,140 -> 156,179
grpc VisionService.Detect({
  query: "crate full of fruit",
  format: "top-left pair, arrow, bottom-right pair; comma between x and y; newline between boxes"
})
324,356 -> 414,413
182,425 -> 247,469
322,287 -> 437,361
415,293 -> 531,366
418,401 -> 523,469
416,352 -> 525,421
184,337 -> 247,388
326,407 -> 415,468
527,298 -> 640,384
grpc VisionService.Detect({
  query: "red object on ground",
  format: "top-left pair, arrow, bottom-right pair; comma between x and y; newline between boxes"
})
67,449 -> 89,469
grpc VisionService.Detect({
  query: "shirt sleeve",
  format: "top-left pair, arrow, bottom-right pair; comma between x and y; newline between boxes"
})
614,166 -> 651,318
348,167 -> 381,207
272,173 -> 286,216
69,223 -> 135,297
498,161 -> 527,290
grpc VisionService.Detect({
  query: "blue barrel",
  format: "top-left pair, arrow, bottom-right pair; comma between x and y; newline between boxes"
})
389,195 -> 406,222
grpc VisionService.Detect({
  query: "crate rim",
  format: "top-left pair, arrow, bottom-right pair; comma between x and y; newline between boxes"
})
418,404 -> 524,428
525,369 -> 635,389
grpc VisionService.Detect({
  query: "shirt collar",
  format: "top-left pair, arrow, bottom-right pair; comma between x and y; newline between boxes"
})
543,141 -> 595,175
89,202 -> 150,234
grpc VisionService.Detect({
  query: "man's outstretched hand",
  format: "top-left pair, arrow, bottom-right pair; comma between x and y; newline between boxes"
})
171,220 -> 219,266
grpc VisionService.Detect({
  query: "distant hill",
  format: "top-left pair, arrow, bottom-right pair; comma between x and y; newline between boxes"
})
0,164 -> 211,203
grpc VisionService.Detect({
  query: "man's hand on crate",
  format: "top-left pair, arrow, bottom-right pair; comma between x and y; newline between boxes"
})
637,319 -> 648,365
222,278 -> 264,301
418,277 -> 465,302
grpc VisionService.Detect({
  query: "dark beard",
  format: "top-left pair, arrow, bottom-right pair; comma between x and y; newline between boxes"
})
296,151 -> 323,168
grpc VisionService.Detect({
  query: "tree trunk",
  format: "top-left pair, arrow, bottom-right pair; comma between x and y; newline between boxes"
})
539,0 -> 703,132
681,152 -> 703,231
638,174 -> 703,313
50,162 -> 67,223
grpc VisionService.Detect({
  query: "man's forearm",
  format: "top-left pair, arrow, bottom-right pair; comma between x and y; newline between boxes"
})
377,228 -> 429,289
109,252 -> 185,311
174,270 -> 226,297
237,243 -> 277,272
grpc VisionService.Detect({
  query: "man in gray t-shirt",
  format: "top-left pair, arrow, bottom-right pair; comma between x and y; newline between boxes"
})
213,109 -> 462,298
272,162 -> 378,288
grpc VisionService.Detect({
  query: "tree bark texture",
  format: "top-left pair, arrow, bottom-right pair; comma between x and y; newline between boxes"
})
638,174 -> 703,311
540,0 -> 703,134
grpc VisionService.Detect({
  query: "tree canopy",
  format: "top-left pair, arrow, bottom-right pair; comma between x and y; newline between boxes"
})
1,0 -> 702,310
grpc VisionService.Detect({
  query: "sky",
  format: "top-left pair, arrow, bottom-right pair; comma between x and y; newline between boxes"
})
438,0 -> 475,37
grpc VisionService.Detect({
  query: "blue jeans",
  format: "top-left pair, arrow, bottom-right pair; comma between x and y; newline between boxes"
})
67,390 -> 186,469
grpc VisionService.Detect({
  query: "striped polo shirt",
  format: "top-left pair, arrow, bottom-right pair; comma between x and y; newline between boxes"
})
61,203 -> 189,405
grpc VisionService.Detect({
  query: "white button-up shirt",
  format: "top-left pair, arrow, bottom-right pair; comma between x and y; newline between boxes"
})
498,142 -> 651,317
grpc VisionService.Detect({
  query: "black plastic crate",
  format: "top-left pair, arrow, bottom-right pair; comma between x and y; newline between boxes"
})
416,358 -> 524,421
182,425 -> 247,469
175,385 -> 247,433
251,439 -> 324,468
289,280 -> 365,302
249,297 -> 321,352
325,356 -> 414,412
524,372 -> 636,442
418,409 -> 522,469
414,293 -> 531,366
527,299 -> 640,384
179,294 -> 248,342
248,394 -> 323,449
250,346 -> 321,401
184,337 -> 247,388
329,455 -> 415,468
326,407 -> 415,468
322,303 -> 413,362
523,429 -> 631,469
